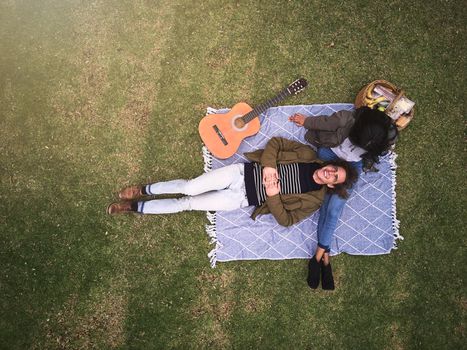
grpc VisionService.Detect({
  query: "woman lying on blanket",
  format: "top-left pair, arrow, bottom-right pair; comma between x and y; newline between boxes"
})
108,137 -> 357,229
289,107 -> 398,290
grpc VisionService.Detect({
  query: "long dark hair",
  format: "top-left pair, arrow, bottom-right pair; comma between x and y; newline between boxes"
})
323,159 -> 359,199
349,107 -> 398,163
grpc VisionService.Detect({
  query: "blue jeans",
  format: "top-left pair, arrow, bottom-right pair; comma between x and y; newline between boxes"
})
316,148 -> 362,252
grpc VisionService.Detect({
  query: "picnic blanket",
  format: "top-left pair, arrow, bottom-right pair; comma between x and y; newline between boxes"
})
202,103 -> 403,267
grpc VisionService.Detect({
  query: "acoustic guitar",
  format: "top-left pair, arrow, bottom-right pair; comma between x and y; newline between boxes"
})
199,78 -> 308,159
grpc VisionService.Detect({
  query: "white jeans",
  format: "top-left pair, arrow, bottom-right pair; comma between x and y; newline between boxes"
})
138,163 -> 250,214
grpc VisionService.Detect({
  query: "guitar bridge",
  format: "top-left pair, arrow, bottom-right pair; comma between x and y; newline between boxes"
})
212,125 -> 228,145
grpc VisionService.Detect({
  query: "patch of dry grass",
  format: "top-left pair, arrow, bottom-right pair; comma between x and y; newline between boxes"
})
386,322 -> 404,350
48,1 -> 175,181
39,277 -> 129,350
187,270 -> 236,348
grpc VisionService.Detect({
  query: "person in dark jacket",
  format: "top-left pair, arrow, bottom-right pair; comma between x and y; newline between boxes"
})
107,137 -> 357,228
289,107 -> 397,290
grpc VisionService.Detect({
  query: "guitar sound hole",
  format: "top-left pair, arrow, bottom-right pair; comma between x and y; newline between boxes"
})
233,117 -> 246,130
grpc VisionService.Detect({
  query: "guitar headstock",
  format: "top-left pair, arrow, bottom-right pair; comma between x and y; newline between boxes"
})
287,78 -> 308,95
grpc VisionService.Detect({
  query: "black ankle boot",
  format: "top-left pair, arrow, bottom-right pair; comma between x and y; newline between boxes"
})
307,256 -> 321,289
321,261 -> 335,290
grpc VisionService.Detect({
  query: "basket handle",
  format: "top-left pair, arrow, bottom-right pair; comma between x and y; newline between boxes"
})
386,89 -> 405,112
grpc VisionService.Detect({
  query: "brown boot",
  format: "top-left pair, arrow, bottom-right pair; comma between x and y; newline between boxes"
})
118,186 -> 143,200
107,201 -> 134,215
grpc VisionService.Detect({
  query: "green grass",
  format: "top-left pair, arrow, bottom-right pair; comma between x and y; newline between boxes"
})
1,0 -> 465,349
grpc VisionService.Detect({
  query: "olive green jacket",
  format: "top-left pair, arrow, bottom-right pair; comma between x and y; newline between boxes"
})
243,137 -> 326,227
303,109 -> 355,148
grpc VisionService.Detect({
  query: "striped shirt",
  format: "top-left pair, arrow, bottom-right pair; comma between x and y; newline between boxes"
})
244,162 -> 322,206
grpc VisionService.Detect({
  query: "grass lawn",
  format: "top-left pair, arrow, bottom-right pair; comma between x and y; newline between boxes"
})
0,0 -> 465,349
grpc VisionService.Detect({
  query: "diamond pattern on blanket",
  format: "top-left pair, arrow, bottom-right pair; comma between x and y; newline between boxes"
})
203,104 -> 401,267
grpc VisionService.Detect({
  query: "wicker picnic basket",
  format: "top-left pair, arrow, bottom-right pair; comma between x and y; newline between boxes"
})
355,79 -> 414,130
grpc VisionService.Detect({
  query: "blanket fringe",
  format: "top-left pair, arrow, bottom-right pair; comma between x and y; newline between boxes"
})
205,212 -> 219,267
206,106 -> 218,115
389,151 -> 403,248
202,146 -> 213,173
202,121 -> 218,267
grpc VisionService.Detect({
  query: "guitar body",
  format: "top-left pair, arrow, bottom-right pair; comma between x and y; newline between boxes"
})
199,102 -> 260,159
198,78 -> 308,159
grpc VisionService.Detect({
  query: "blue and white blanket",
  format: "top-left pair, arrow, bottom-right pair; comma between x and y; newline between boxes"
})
203,103 -> 402,267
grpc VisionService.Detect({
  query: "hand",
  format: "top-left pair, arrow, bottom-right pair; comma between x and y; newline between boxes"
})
288,113 -> 306,126
262,167 -> 279,187
265,181 -> 280,197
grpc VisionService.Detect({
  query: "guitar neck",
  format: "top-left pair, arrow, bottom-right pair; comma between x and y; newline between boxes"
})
242,88 -> 291,123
